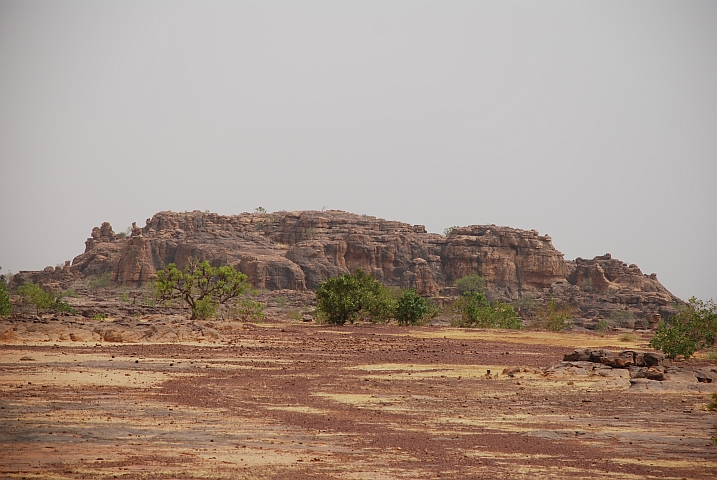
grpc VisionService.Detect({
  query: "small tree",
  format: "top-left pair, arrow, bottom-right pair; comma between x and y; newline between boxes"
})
18,283 -> 53,314
452,291 -> 521,329
155,259 -> 250,320
0,268 -> 11,317
649,297 -> 717,359
395,289 -> 429,326
315,268 -> 393,325
454,274 -> 486,295
17,283 -> 75,316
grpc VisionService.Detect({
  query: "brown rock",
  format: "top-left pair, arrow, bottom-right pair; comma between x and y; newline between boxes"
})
643,352 -> 671,367
12,210 -> 684,323
563,349 -> 591,362
645,366 -> 666,381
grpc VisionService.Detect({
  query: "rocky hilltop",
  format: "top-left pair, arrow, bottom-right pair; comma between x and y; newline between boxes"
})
14,210 -> 682,326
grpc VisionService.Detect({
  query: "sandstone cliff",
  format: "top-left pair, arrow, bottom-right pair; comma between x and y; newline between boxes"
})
13,210 -> 682,324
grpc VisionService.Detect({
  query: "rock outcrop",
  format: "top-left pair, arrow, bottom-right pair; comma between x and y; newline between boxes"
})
13,210 -> 683,324
556,349 -> 717,393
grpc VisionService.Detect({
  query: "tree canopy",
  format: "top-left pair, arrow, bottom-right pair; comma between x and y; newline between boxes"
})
155,259 -> 249,320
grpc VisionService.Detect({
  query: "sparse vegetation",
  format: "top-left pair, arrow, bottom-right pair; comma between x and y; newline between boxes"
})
275,296 -> 288,308
0,267 -> 11,317
155,259 -> 250,320
116,226 -> 132,239
454,274 -> 486,295
580,277 -> 593,292
708,393 -> 717,411
609,309 -> 634,328
595,319 -> 610,332
232,293 -> 265,322
451,291 -> 521,329
649,297 -> 717,359
254,206 -> 267,214
87,272 -> 112,290
444,226 -> 459,236
287,309 -> 303,321
17,283 -> 75,315
535,297 -> 575,331
618,333 -> 638,342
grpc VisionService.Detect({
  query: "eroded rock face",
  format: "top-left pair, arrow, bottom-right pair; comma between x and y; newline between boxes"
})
15,210 -> 683,323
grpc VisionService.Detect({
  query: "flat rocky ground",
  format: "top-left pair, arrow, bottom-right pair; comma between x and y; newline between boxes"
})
2,320 -> 716,479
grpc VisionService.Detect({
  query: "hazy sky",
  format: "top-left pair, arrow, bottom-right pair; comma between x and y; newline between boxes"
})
1,0 -> 715,301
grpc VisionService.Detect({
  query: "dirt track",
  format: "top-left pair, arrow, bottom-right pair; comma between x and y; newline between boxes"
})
2,322 -> 716,479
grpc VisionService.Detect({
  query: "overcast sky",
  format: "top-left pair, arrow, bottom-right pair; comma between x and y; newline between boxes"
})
1,0 -> 715,301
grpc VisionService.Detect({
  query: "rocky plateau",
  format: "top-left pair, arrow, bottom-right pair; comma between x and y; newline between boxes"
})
11,209 -> 682,327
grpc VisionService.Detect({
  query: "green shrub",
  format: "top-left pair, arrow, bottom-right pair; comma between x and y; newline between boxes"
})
287,309 -> 303,321
193,296 -> 217,320
649,297 -> 717,359
120,292 -> 130,302
454,274 -> 486,295
50,296 -> 75,315
536,298 -> 575,331
444,226 -> 459,236
18,283 -> 53,314
155,259 -> 249,320
17,283 -> 75,315
708,393 -> 717,411
452,291 -> 521,329
275,296 -> 288,308
618,333 -> 638,342
395,289 -> 429,326
315,268 -> 394,325
0,269 -> 11,317
233,297 -> 265,322
595,319 -> 610,332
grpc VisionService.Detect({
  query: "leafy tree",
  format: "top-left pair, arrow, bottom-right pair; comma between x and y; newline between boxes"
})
17,283 -> 75,315
649,297 -> 717,359
454,274 -> 486,295
155,259 -> 250,320
315,268 -> 393,325
452,291 -> 521,329
0,268 -> 11,317
395,289 -> 429,326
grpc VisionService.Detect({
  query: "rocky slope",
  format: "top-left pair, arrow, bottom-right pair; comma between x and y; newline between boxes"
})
12,210 -> 682,325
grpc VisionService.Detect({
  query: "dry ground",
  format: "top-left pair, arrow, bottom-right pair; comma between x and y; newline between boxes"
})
1,322 -> 716,479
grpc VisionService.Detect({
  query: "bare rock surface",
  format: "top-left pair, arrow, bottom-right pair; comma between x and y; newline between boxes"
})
12,210 -> 683,323
555,348 -> 717,393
